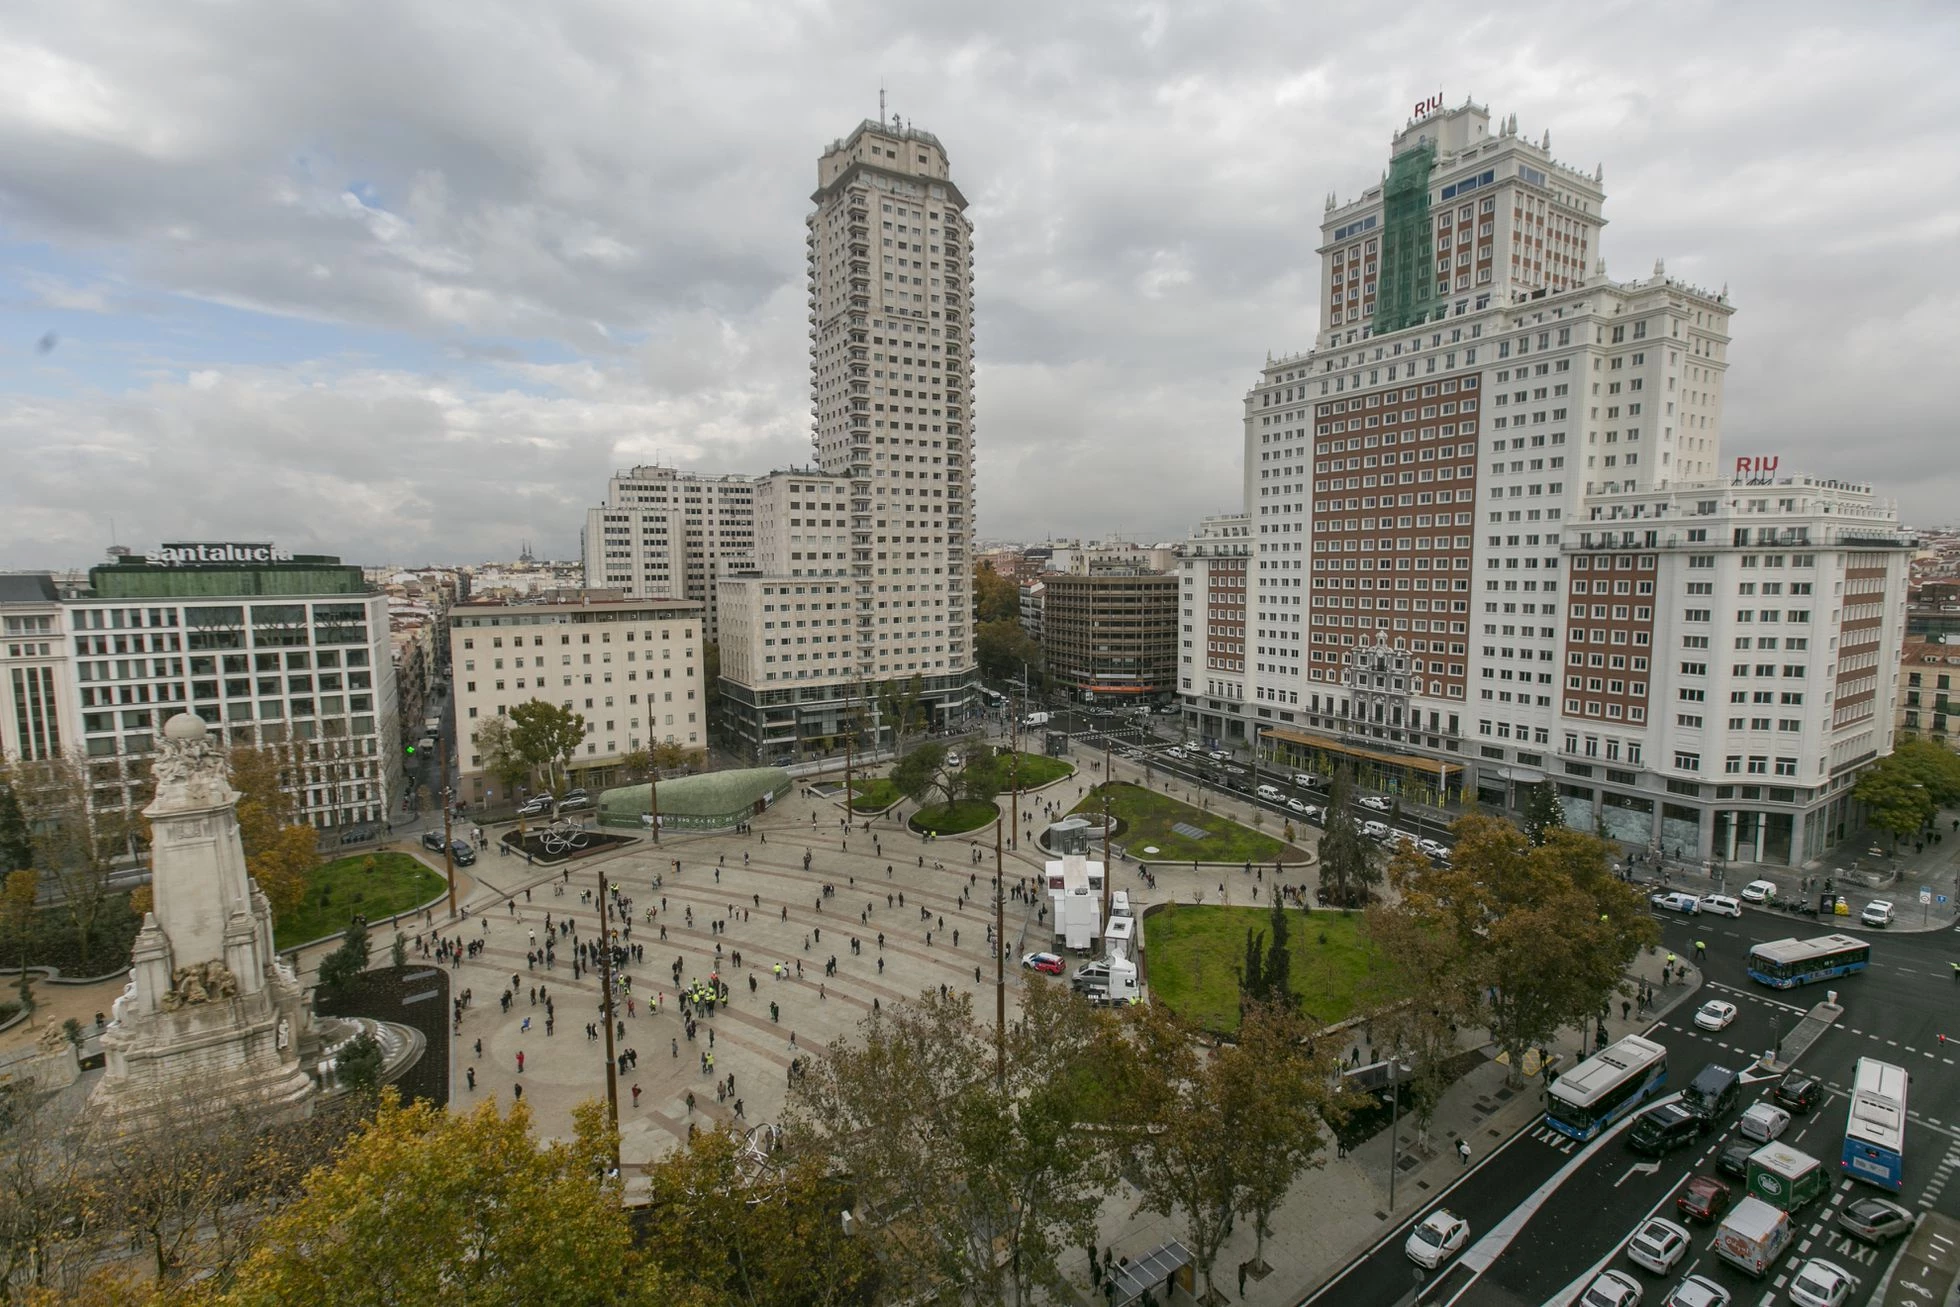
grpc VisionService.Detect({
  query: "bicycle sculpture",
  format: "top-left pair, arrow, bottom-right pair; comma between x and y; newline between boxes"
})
539,820 -> 593,855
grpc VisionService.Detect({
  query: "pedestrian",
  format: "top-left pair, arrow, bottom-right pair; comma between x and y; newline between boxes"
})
1457,1138 -> 1471,1166
516,1050 -> 525,1073
631,1082 -> 642,1107
1238,1262 -> 1248,1299
465,1066 -> 476,1091
513,1081 -> 522,1101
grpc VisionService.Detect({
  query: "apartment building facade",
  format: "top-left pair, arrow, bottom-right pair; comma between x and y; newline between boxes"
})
581,466 -> 754,644
1176,513 -> 1251,746
716,116 -> 979,760
449,597 -> 704,805
1041,570 -> 1180,701
1207,98 -> 1910,864
1898,636 -> 1960,750
0,574 -> 70,767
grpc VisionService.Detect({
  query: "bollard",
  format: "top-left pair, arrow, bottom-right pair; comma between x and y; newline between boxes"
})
1827,990 -> 1837,1006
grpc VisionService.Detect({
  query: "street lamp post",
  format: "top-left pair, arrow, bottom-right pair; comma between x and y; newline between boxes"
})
596,869 -> 622,1171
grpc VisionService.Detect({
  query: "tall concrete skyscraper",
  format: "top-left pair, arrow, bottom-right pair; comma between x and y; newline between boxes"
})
717,116 -> 978,758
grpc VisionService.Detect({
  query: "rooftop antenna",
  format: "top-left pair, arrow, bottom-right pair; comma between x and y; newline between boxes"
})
879,85 -> 885,122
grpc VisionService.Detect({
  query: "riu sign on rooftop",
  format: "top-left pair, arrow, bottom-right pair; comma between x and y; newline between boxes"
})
1733,456 -> 1780,486
1413,93 -> 1443,119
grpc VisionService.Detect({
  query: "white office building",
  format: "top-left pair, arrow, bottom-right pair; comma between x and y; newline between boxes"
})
581,465 -> 754,645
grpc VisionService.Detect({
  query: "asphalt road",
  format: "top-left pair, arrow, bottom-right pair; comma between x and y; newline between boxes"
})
1295,906 -> 1960,1307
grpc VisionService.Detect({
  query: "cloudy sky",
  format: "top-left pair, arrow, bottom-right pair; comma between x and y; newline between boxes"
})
2,1 -> 1956,569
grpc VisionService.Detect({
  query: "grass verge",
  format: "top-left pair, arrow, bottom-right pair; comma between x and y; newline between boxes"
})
274,851 -> 448,950
997,751 -> 1073,789
1144,904 -> 1381,1034
909,801 -> 998,836
1071,782 -> 1299,865
848,778 -> 899,811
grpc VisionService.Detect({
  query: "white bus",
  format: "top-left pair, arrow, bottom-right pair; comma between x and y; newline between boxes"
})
1842,1057 -> 1907,1191
1746,934 -> 1871,989
1545,1034 -> 1670,1141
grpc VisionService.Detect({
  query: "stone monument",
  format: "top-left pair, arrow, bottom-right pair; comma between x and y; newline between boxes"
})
90,713 -> 315,1121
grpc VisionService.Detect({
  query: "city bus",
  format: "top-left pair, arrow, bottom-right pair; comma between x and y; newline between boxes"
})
1545,1034 -> 1670,1141
1746,934 -> 1871,989
1842,1057 -> 1908,1191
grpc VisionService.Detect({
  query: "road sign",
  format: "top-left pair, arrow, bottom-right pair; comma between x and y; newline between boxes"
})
1940,895 -> 1950,905
1921,888 -> 1934,906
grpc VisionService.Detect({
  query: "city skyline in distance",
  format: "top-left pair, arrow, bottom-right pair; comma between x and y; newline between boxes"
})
1,1 -> 1956,568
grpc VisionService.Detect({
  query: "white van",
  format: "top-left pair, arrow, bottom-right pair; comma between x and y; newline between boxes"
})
1024,711 -> 1051,727
1256,784 -> 1283,802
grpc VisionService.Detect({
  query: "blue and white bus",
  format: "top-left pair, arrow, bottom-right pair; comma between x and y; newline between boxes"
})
1842,1057 -> 1907,1191
1545,1034 -> 1670,1141
1746,934 -> 1871,989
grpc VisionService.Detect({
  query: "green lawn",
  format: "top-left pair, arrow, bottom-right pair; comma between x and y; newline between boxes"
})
1145,905 -> 1382,1033
996,751 -> 1072,789
274,851 -> 449,950
848,778 -> 900,811
910,800 -> 998,836
1072,782 -> 1299,865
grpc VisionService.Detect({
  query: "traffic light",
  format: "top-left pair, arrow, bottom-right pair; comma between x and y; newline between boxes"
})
405,742 -> 417,757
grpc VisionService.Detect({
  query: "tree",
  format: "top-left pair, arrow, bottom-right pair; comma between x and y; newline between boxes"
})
472,715 -> 532,822
335,1031 -> 384,1095
1889,738 -> 1960,806
223,1095 -> 688,1307
1238,897 -> 1296,1014
1371,815 -> 1656,1082
877,675 -> 929,750
1853,740 -> 1960,844
788,984 -> 1122,1307
889,742 -> 950,811
508,699 -> 589,798
976,618 -> 1040,683
639,1126 -> 878,1307
1314,769 -> 1381,908
0,774 -> 31,876
1517,780 -> 1564,846
973,563 -> 1020,625
1127,1002 -> 1333,1302
1,870 -> 38,1013
6,752 -> 139,972
315,920 -> 371,992
702,640 -> 722,723
650,740 -> 705,775
228,744 -> 317,924
0,1082 -> 99,1298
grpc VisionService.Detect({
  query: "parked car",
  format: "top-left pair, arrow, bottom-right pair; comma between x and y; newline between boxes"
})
1649,891 -> 1702,915
1360,820 -> 1391,841
1020,952 -> 1065,975
1698,894 -> 1742,917
558,794 -> 594,811
1626,1217 -> 1690,1275
1739,1102 -> 1791,1143
1418,838 -> 1451,860
1785,1259 -> 1853,1307
1358,795 -> 1394,812
1675,1176 -> 1731,1225
517,796 -> 553,817
420,829 -> 447,852
1837,1196 -> 1915,1244
1577,1269 -> 1644,1307
1285,797 -> 1310,815
1740,879 -> 1777,903
1773,1074 -> 1821,1115
1403,1209 -> 1469,1270
450,839 -> 477,867
1859,900 -> 1894,928
1659,1274 -> 1731,1307
1292,772 -> 1321,789
1693,1000 -> 1738,1031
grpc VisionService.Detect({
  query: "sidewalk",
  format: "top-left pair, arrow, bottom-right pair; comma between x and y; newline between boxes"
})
1065,946 -> 1706,1306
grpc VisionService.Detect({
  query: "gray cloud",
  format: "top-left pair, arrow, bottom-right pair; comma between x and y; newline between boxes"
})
1,0 -> 1956,569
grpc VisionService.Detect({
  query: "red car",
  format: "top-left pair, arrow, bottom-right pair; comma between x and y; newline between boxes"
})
1676,1175 -> 1731,1225
1021,952 -> 1065,975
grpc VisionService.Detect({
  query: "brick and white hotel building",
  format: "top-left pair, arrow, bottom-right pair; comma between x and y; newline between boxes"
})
1179,98 -> 1913,867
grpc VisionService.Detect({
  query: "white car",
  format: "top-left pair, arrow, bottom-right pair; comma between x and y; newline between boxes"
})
1419,838 -> 1451,860
1292,772 -> 1321,789
1739,879 -> 1777,903
1649,891 -> 1701,915
1285,797 -> 1309,814
1404,1209 -> 1469,1270
1860,900 -> 1894,928
1578,1268 -> 1645,1307
1359,795 -> 1394,812
1660,1275 -> 1730,1307
1360,820 -> 1391,841
1739,1102 -> 1791,1143
1786,1258 -> 1854,1307
1697,894 -> 1741,918
1625,1217 -> 1690,1275
1692,999 -> 1737,1032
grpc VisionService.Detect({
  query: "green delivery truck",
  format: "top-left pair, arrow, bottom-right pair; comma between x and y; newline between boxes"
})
1746,1141 -> 1826,1213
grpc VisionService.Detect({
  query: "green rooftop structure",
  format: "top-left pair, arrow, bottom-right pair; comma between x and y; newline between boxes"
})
597,767 -> 792,832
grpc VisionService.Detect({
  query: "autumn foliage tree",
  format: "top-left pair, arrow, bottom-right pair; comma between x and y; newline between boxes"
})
223,1094 -> 689,1307
227,745 -> 317,924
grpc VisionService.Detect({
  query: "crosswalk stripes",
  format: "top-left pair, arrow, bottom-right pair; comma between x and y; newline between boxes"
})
1920,1145 -> 1960,1210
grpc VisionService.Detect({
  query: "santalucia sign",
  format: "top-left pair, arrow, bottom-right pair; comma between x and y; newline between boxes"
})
144,543 -> 295,566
